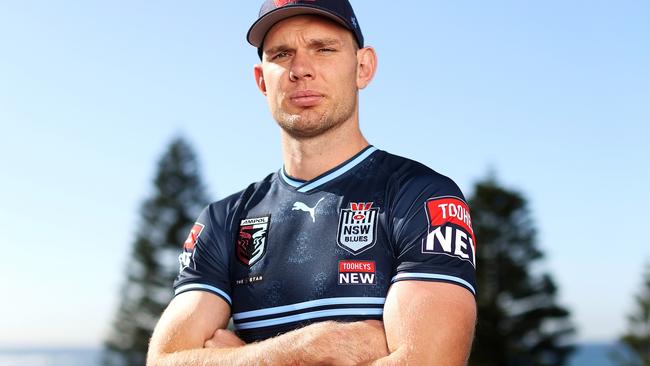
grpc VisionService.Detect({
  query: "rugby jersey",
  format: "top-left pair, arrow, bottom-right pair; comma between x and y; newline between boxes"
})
174,146 -> 477,342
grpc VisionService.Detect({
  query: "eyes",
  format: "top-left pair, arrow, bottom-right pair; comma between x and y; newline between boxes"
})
271,51 -> 290,61
270,48 -> 337,61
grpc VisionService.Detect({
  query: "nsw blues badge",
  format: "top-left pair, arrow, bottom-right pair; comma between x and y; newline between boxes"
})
337,202 -> 378,255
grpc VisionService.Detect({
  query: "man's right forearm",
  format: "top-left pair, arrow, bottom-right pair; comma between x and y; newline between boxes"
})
148,320 -> 388,366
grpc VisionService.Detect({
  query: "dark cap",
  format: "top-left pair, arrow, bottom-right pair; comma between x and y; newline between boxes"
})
247,0 -> 364,56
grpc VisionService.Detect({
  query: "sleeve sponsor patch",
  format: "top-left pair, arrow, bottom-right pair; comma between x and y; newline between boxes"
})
422,197 -> 476,267
183,223 -> 205,250
179,223 -> 205,272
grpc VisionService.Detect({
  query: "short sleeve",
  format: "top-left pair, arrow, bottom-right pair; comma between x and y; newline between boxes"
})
173,204 -> 232,305
390,173 -> 477,297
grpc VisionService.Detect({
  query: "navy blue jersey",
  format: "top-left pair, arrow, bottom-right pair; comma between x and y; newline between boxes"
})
174,146 -> 477,343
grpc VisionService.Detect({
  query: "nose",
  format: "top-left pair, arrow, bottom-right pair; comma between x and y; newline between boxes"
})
288,50 -> 314,82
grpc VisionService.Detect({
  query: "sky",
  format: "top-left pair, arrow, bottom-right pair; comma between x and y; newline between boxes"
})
0,0 -> 648,347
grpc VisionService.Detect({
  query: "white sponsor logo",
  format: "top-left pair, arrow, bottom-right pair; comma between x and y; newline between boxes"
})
423,226 -> 476,267
339,272 -> 375,284
292,197 -> 325,222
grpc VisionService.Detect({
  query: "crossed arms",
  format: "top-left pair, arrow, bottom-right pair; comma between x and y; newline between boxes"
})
147,281 -> 476,365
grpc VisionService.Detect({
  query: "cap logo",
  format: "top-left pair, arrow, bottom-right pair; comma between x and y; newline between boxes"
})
274,0 -> 297,6
274,0 -> 317,6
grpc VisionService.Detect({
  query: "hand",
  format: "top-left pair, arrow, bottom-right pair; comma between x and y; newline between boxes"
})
203,329 -> 246,349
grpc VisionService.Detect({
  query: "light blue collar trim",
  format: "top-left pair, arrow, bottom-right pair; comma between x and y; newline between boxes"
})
279,146 -> 378,193
280,167 -> 304,188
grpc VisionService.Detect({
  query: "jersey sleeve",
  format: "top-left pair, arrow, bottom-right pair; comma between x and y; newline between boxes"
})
389,172 -> 477,297
173,203 -> 232,306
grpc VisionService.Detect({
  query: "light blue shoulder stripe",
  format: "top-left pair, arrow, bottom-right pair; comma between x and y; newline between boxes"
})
297,146 -> 378,193
233,296 -> 385,320
391,273 -> 476,295
234,308 -> 384,330
174,283 -> 232,305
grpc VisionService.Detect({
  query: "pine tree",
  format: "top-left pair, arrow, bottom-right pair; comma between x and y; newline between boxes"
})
612,262 -> 650,366
103,137 -> 210,366
468,175 -> 575,366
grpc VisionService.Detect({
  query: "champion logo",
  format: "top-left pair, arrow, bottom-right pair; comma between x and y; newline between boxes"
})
292,197 -> 325,222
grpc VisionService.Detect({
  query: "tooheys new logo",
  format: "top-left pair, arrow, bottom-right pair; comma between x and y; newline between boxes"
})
338,260 -> 376,285
422,196 -> 477,267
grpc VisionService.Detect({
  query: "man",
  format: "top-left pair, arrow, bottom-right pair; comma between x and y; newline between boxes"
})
148,1 -> 477,365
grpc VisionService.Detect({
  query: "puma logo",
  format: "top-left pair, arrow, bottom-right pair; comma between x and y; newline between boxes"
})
292,197 -> 325,223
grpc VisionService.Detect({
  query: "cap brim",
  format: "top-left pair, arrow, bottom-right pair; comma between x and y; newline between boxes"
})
247,6 -> 350,48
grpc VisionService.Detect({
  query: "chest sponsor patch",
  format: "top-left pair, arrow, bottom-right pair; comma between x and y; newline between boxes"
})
422,197 -> 477,267
337,202 -> 378,255
236,216 -> 270,267
178,223 -> 205,272
338,260 -> 376,285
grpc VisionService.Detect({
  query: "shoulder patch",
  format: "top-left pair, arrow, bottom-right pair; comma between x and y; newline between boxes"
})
422,196 -> 477,267
179,223 -> 205,272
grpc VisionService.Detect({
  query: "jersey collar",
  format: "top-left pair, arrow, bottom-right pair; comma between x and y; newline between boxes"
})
280,146 -> 378,193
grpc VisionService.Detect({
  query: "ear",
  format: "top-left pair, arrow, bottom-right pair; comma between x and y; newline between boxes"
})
254,64 -> 267,95
356,46 -> 377,90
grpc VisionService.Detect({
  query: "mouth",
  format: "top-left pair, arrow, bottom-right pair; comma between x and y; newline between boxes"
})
288,90 -> 324,108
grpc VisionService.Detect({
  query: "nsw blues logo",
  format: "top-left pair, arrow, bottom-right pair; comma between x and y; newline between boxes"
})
337,202 -> 378,255
236,216 -> 270,267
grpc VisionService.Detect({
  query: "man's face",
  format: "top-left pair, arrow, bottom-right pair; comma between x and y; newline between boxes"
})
254,15 -> 361,139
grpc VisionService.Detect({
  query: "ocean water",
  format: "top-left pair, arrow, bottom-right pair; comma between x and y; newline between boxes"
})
0,348 -> 100,366
0,343 -> 624,365
568,343 -> 619,366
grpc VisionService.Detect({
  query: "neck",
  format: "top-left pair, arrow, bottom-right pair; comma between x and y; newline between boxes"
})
281,116 -> 369,181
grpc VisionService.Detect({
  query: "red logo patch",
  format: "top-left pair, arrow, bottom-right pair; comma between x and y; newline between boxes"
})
274,0 -> 316,6
350,202 -> 373,220
423,197 -> 476,267
339,260 -> 375,273
338,260 -> 376,285
274,0 -> 295,6
183,223 -> 205,250
426,197 -> 475,243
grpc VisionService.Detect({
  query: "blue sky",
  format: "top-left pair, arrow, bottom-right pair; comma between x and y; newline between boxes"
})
0,1 -> 648,347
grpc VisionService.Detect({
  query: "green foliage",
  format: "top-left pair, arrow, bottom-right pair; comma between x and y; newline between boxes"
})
468,176 -> 575,366
102,137 -> 210,366
612,263 -> 650,366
